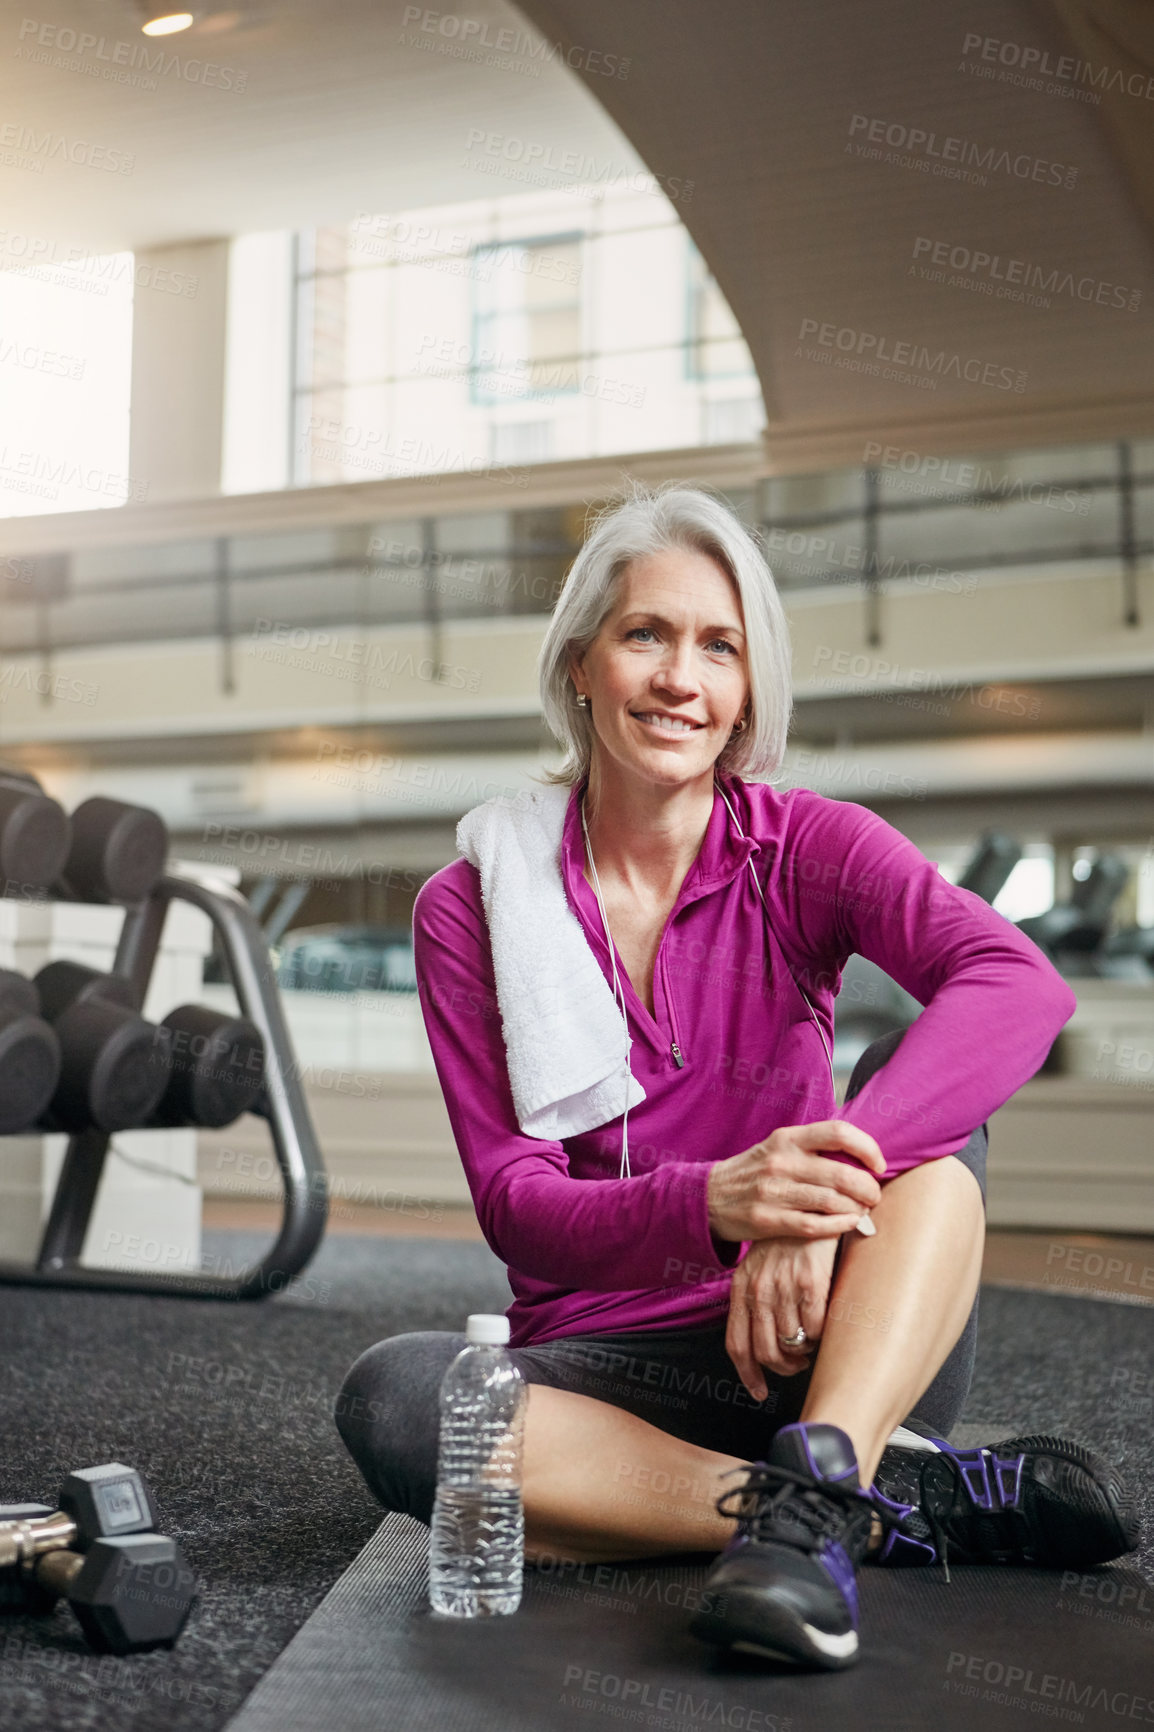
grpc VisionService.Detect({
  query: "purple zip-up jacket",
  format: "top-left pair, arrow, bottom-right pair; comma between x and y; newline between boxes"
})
412,771 -> 1076,1347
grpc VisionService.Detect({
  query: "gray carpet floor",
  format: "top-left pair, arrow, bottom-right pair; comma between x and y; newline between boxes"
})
0,1232 -> 1150,1732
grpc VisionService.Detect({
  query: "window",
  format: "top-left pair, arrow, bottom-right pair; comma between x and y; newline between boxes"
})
471,235 -> 582,404
687,241 -> 754,380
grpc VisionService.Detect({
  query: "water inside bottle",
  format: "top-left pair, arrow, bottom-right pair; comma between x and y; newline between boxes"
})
428,1485 -> 524,1616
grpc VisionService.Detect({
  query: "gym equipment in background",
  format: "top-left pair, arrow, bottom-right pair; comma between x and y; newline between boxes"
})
956,830 -> 1022,904
831,829 -> 1022,1071
0,1463 -> 195,1653
0,969 -> 61,1134
150,1003 -> 266,1128
1017,853 -> 1130,969
1,866 -> 324,1302
34,961 -> 173,1134
0,770 -> 327,1300
0,767 -> 71,896
53,795 -> 169,906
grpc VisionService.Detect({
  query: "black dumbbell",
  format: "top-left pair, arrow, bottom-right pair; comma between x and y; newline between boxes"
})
34,961 -> 172,1133
0,766 -> 72,896
0,968 -> 61,1133
150,1004 -> 266,1128
54,795 -> 169,905
0,1464 -> 195,1653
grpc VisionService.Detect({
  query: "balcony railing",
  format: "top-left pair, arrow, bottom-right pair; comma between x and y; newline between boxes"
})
2,442 -> 1150,666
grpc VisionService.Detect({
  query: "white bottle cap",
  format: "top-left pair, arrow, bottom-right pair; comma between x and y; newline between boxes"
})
466,1313 -> 510,1345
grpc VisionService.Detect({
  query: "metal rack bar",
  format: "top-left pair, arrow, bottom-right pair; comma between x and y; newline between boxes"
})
1,870 -> 328,1300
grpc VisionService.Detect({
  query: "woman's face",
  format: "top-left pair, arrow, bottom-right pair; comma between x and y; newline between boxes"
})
569,546 -> 750,793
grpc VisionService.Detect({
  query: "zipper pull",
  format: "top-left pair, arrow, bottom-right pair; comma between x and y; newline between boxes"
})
670,1041 -> 684,1069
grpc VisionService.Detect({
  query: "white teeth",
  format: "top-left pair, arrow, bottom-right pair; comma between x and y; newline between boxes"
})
635,713 -> 696,733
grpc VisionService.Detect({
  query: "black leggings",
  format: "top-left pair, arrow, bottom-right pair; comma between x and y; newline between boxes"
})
336,1029 -> 987,1524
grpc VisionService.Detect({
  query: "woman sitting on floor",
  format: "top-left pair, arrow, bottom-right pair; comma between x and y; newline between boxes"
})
336,483 -> 1139,1671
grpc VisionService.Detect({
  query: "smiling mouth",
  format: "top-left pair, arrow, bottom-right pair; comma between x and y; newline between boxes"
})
631,711 -> 705,735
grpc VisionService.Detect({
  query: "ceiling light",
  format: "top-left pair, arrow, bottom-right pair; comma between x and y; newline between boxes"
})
141,11 -> 195,34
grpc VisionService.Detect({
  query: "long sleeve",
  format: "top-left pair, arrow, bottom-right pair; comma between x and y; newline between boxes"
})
412,863 -> 740,1291
772,793 -> 1078,1178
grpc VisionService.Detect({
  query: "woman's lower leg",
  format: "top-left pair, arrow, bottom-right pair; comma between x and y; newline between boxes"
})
800,1154 -> 985,1481
522,1386 -> 745,1563
521,1154 -> 983,1562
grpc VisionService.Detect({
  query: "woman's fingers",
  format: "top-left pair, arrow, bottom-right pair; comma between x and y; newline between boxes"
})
798,1275 -> 830,1345
791,1119 -> 887,1176
754,1292 -> 809,1379
750,1208 -> 867,1241
772,1150 -> 883,1209
768,1177 -> 878,1218
725,1286 -> 765,1402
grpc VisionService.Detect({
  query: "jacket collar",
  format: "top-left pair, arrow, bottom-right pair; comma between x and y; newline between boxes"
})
560,770 -> 761,925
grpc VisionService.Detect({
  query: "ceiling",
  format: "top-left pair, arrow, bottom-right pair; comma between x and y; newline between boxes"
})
514,0 -> 1154,465
0,0 -> 644,253
3,0 -> 1154,466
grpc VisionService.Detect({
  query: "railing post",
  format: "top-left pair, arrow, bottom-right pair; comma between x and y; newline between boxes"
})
863,466 -> 882,648
1118,440 -> 1139,628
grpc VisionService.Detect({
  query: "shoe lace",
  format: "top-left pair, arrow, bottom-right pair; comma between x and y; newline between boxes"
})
715,1462 -> 877,1555
918,1458 -> 964,1583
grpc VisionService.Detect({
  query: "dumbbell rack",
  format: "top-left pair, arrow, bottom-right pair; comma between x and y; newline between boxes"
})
0,870 -> 328,1300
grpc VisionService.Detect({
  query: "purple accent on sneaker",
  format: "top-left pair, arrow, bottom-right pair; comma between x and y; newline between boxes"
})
868,1483 -> 938,1566
775,1422 -> 860,1485
877,1527 -> 939,1565
870,1484 -> 913,1522
951,1446 -> 1026,1512
819,1541 -> 859,1625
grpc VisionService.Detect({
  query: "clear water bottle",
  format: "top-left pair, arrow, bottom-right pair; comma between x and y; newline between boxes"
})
428,1313 -> 527,1617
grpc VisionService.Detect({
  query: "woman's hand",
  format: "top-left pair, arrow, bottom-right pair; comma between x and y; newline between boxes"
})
707,1119 -> 886,1244
727,1236 -> 840,1396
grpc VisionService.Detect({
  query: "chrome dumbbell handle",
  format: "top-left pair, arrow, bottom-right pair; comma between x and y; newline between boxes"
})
0,1510 -> 79,1569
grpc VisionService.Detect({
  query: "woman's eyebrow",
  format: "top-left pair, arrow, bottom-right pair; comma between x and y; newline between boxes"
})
619,610 -> 746,639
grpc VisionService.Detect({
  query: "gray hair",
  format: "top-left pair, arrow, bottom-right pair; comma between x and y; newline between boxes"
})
536,481 -> 793,786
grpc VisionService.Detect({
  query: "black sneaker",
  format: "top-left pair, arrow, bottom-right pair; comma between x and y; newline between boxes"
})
689,1422 -> 877,1670
870,1421 -> 1141,1572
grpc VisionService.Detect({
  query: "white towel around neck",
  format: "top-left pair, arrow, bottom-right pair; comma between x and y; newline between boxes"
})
455,784 -> 646,1140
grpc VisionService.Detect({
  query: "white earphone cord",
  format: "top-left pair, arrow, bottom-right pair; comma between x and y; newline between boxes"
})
581,796 -> 634,1178
581,782 -> 836,1185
